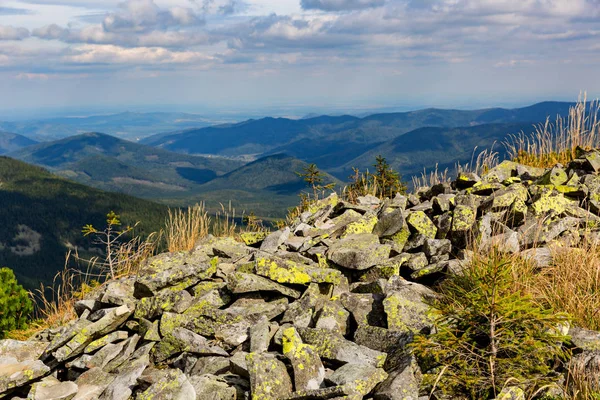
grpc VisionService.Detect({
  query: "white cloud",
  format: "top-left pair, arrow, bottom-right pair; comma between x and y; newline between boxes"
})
301,0 -> 385,11
64,44 -> 213,64
0,25 -> 30,40
15,72 -> 49,80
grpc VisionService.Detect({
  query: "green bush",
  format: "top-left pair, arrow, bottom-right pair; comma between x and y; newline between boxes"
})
0,267 -> 33,337
412,250 -> 569,399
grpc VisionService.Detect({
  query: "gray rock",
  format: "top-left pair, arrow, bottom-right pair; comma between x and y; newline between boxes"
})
134,251 -> 214,298
297,328 -> 387,368
53,304 -> 133,362
134,288 -> 193,320
282,327 -> 325,391
99,354 -> 149,400
188,374 -> 237,400
227,272 -> 301,299
260,227 -> 291,253
327,363 -> 388,397
374,355 -> 421,400
73,367 -> 116,400
100,278 -> 136,306
190,356 -> 230,376
249,316 -> 274,353
327,234 -> 391,270
28,381 -> 78,400
0,340 -> 47,362
341,292 -> 386,327
0,358 -> 51,393
136,368 -> 196,400
153,328 -> 228,363
246,352 -> 293,400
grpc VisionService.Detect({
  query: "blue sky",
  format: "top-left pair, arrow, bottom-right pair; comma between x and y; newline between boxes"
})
1,0 -> 600,115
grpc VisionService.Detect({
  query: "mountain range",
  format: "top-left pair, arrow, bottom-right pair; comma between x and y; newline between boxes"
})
0,132 -> 37,154
3,101 -> 579,218
0,111 -> 213,141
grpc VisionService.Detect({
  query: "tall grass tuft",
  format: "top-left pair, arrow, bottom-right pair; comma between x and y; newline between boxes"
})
412,163 -> 450,191
525,241 -> 600,332
165,203 -> 210,252
213,202 -> 237,237
505,93 -> 600,168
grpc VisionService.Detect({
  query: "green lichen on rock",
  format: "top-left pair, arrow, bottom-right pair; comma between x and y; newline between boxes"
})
531,188 -> 576,216
406,211 -> 437,239
451,205 -> 476,233
240,232 -> 269,246
342,213 -> 378,237
383,291 -> 433,334
246,352 -> 292,400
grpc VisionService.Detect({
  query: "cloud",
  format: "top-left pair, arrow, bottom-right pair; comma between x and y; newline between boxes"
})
0,6 -> 33,15
102,0 -> 203,33
15,72 -> 50,80
64,44 -> 213,64
0,26 -> 30,41
300,0 -> 385,11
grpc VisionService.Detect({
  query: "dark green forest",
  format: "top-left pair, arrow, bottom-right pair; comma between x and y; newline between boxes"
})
0,157 -> 167,289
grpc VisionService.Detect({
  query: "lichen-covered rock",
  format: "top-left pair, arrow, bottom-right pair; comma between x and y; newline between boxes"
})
383,281 -> 435,334
297,328 -> 387,368
373,355 -> 421,400
327,234 -> 391,270
282,327 -> 325,391
136,369 -> 196,400
134,251 -> 216,298
227,272 -> 301,298
327,363 -> 388,396
54,304 -> 133,362
406,211 -> 437,239
246,352 -> 293,400
0,340 -> 47,362
72,367 -> 116,400
28,380 -> 78,400
0,358 -> 51,393
188,374 -> 237,400
255,256 -> 343,285
497,386 -> 525,400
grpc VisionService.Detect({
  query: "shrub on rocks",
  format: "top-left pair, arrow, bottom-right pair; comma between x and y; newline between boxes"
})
412,250 -> 569,399
0,267 -> 33,338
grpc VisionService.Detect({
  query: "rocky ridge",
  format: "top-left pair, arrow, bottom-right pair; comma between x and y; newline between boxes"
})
4,148 -> 600,399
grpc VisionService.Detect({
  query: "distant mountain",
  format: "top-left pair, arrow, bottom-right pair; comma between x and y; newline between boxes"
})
333,122 -> 536,180
142,102 -> 576,168
192,154 -> 343,218
0,157 -> 167,289
9,132 -> 243,200
0,112 -> 212,141
0,132 -> 37,154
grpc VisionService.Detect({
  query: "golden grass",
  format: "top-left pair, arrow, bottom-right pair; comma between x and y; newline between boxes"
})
505,93 -> 600,168
412,163 -> 450,191
212,202 -> 237,238
165,203 -> 210,252
525,242 -> 600,332
563,357 -> 600,400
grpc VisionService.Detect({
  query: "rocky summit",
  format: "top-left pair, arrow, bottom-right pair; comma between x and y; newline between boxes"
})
5,148 -> 600,399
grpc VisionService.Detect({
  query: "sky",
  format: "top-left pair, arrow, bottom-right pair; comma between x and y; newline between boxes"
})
1,0 -> 600,116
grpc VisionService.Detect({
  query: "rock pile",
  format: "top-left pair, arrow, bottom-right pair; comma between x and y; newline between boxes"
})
4,148 -> 600,399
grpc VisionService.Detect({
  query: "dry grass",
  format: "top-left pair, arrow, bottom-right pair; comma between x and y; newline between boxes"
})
456,146 -> 500,177
505,93 -> 600,168
342,167 -> 379,203
563,357 -> 600,400
212,202 -> 237,238
165,203 -> 210,252
524,241 -> 600,332
412,163 -> 451,191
